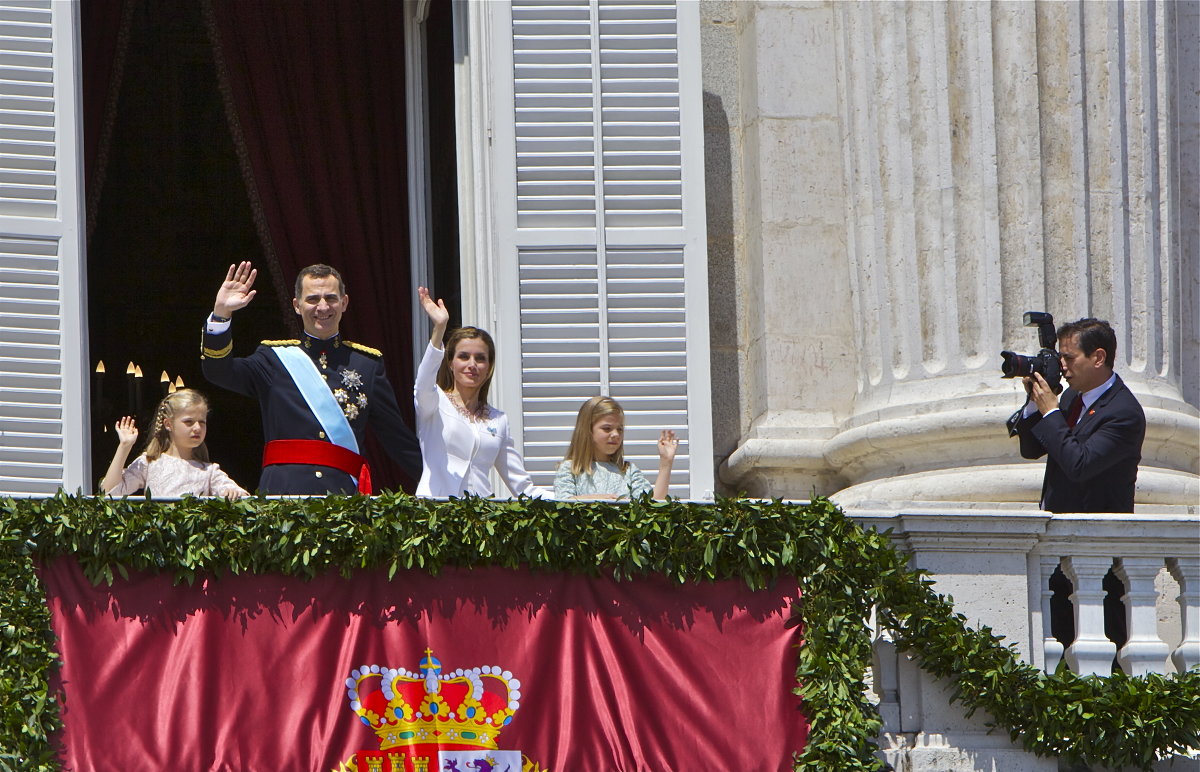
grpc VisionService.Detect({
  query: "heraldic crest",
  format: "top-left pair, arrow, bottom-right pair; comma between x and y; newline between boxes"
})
335,648 -> 545,772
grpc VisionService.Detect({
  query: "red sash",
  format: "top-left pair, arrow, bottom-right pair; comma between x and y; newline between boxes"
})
262,439 -> 372,494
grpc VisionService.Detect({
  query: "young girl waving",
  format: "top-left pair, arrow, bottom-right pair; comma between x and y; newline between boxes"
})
102,388 -> 249,500
554,396 -> 678,500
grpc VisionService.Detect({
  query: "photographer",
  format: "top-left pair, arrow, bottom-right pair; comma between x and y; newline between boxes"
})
1007,318 -> 1145,513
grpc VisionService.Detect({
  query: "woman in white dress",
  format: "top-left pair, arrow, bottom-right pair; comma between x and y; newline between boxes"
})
414,287 -> 546,498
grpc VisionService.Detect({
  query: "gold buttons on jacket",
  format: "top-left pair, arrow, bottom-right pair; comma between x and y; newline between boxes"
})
314,470 -> 323,478
318,431 -> 326,439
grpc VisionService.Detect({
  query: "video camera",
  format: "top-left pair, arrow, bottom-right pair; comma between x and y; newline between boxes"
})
1000,311 -> 1063,394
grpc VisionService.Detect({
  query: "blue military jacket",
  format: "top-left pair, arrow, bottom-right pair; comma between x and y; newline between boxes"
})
201,324 -> 421,494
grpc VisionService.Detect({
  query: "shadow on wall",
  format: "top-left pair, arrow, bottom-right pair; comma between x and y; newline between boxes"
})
703,88 -> 742,496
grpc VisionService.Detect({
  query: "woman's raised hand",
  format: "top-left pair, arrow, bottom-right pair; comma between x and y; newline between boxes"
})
214,261 -> 257,317
418,286 -> 450,347
418,286 -> 449,325
115,416 -> 139,447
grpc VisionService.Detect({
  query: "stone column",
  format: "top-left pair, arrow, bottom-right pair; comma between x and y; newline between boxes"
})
819,1 -> 1199,507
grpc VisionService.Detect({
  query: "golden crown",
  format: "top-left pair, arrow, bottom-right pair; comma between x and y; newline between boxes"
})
346,648 -> 522,752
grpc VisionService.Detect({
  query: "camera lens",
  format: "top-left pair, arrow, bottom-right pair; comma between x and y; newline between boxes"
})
1000,351 -> 1031,378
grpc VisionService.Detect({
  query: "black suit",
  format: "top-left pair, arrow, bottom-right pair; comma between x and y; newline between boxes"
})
1008,373 -> 1145,513
202,325 -> 421,494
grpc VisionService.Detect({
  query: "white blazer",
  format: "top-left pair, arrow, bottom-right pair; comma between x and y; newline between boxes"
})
414,343 -> 546,498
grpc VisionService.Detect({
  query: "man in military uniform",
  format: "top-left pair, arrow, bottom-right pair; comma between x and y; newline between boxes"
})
201,261 -> 421,494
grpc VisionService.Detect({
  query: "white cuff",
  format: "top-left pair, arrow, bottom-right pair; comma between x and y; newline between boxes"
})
206,314 -> 232,334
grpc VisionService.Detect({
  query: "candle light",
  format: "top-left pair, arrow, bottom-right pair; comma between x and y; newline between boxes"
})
125,362 -> 136,416
160,370 -> 170,398
134,365 -> 144,417
175,375 -> 185,389
93,361 -> 105,425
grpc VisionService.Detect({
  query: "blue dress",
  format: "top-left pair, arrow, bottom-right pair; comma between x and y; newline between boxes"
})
553,460 -> 651,500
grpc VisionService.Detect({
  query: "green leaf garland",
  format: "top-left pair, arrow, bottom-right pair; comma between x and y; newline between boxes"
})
0,493 -> 1195,770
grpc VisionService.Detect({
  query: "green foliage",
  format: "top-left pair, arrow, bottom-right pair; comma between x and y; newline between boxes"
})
0,493 -> 1195,770
0,512 -> 59,772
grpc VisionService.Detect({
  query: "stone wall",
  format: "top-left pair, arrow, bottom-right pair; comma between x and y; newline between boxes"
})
704,0 -> 1200,508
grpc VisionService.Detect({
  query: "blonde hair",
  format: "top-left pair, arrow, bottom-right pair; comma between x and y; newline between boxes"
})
564,396 -> 627,475
145,388 -> 211,463
436,326 -> 497,404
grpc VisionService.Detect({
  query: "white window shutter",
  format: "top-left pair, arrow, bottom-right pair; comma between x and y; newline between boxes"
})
484,0 -> 713,499
0,0 -> 88,495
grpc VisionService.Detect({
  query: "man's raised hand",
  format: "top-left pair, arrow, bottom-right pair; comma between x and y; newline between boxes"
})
214,261 -> 258,318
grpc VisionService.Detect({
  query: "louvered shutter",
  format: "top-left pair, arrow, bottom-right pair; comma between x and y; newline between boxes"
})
483,0 -> 713,498
0,0 -> 88,495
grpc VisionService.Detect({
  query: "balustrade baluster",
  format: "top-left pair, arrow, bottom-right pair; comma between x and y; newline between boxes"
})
872,633 -> 901,732
1168,556 -> 1200,673
1062,556 -> 1117,676
1039,555 -> 1064,673
1114,557 -> 1172,675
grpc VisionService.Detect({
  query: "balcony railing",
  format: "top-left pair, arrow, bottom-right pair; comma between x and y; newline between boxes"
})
855,507 -> 1200,771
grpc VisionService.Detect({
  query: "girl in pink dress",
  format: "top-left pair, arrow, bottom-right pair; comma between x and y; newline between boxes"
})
102,388 -> 249,500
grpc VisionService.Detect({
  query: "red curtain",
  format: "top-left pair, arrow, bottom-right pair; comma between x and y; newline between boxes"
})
205,0 -> 415,490
46,558 -> 807,771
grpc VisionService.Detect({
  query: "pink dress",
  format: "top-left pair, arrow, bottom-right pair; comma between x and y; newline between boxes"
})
107,454 -> 248,498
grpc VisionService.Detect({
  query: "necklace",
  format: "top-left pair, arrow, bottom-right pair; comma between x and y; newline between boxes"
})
447,390 -> 490,423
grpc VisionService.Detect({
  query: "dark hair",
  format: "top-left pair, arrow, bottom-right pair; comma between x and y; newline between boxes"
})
436,327 -> 497,404
294,264 -> 346,298
1058,317 -> 1117,368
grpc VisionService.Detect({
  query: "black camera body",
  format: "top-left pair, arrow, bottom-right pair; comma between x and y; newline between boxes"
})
1000,311 -> 1063,394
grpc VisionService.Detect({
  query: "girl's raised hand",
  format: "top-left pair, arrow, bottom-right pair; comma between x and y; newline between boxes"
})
114,416 -> 138,447
658,429 -> 678,462
417,286 -> 450,327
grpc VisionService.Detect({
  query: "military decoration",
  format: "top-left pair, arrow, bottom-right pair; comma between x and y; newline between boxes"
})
333,368 -> 367,421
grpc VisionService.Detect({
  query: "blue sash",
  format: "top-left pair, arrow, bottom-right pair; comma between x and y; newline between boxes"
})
272,346 -> 360,454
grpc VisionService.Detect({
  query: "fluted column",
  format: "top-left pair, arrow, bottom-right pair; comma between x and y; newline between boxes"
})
822,0 -> 1198,507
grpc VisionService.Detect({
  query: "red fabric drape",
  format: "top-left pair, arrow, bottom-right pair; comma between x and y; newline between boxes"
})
46,558 -> 807,771
205,0 -> 414,490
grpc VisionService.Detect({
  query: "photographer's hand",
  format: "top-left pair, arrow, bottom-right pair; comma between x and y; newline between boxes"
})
1029,373 -> 1060,416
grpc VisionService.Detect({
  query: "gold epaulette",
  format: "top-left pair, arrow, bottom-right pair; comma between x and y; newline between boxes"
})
345,341 -> 382,357
262,339 -> 301,347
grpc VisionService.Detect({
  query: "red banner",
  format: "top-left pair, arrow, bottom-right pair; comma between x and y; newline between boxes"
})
43,557 -> 806,771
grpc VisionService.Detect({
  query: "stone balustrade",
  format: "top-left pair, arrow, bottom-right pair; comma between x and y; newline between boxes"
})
856,506 -> 1199,772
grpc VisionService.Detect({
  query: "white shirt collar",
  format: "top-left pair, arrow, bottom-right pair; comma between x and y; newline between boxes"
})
1078,372 -> 1117,411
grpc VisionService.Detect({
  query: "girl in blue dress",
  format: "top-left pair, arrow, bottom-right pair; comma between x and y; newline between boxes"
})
554,396 -> 677,500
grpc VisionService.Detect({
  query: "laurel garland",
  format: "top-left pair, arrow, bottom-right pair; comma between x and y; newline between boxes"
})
0,493 -> 1197,771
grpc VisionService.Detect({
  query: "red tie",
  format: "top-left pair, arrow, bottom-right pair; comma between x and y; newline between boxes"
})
1066,394 -> 1084,428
